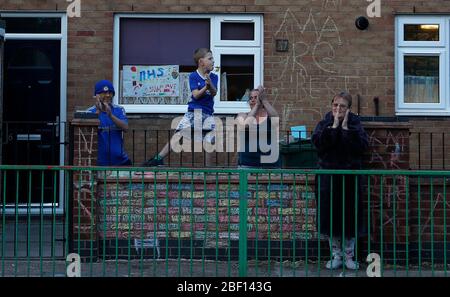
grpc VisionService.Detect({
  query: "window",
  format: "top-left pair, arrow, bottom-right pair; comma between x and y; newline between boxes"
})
396,16 -> 449,115
113,14 -> 263,114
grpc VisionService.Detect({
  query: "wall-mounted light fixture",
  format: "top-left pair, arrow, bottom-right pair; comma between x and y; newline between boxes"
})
355,16 -> 369,30
275,39 -> 289,52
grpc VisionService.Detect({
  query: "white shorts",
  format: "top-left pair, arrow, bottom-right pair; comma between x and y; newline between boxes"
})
175,111 -> 216,143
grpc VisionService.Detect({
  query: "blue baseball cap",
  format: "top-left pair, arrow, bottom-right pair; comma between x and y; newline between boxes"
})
94,80 -> 115,96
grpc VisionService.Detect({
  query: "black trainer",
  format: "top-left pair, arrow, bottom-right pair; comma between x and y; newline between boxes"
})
141,156 -> 164,167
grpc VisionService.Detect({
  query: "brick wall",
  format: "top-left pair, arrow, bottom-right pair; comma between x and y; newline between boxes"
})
71,118 -> 99,259
95,172 -> 318,260
4,1 -> 450,167
2,0 -> 447,130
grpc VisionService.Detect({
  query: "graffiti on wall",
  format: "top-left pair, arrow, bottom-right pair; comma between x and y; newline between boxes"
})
272,3 -> 362,130
365,129 -> 408,242
96,180 -> 317,242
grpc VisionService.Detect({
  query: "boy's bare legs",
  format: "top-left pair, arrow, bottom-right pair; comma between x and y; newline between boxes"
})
157,142 -> 170,159
143,131 -> 217,167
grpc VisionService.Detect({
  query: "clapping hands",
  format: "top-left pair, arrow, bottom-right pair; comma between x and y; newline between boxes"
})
95,95 -> 111,116
205,73 -> 211,89
332,109 -> 350,130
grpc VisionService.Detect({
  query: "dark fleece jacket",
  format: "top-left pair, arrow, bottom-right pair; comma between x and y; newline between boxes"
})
312,111 -> 368,169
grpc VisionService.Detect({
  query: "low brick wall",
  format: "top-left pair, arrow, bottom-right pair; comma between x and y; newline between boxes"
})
70,118 -> 450,263
95,172 -> 318,260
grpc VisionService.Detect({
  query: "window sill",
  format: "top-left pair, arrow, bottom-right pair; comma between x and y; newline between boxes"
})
122,104 -> 251,115
396,110 -> 450,116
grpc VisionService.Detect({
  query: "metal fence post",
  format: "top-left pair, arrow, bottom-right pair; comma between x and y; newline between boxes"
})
239,170 -> 248,277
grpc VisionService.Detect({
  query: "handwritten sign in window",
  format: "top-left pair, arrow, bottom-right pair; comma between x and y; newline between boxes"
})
122,65 -> 180,97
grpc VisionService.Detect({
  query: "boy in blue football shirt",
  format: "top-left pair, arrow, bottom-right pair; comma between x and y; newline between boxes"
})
142,48 -> 218,166
88,79 -> 132,166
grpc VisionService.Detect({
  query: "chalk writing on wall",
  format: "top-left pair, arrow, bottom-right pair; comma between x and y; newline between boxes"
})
274,6 -> 345,130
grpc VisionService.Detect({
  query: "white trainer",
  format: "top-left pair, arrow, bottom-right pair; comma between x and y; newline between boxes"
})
326,255 -> 343,269
344,257 -> 360,270
344,238 -> 359,270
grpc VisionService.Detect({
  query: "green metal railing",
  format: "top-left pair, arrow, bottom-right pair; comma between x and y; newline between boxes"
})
0,165 -> 449,277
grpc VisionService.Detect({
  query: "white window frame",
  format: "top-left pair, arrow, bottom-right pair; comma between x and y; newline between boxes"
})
397,17 -> 445,47
0,12 -> 67,215
397,48 -> 446,110
396,15 -> 450,115
212,15 -> 261,47
213,47 -> 262,113
113,13 -> 263,114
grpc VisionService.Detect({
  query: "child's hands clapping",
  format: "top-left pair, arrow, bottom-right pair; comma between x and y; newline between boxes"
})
95,95 -> 111,116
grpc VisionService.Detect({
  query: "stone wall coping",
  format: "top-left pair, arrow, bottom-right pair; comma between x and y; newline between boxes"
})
71,118 -> 100,126
362,122 -> 412,129
95,171 -> 316,184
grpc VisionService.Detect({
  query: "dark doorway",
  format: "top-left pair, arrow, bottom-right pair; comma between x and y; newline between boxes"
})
2,40 -> 61,205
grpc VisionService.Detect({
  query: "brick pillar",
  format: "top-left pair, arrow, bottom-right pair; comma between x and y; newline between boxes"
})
362,121 -> 411,250
71,116 -> 99,261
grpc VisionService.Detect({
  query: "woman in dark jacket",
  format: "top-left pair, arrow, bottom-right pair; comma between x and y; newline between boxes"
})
312,91 -> 368,270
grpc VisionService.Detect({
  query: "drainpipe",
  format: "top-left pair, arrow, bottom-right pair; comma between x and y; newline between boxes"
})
373,96 -> 379,116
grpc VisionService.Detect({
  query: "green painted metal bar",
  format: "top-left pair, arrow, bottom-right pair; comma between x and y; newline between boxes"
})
127,171 -> 132,277
430,177 -> 434,276
189,172 -> 194,277
114,171 -> 119,277
292,173 -> 297,277
280,172 -> 284,277
380,175 -> 384,277
202,173 -> 206,277
255,173 -> 259,277
4,164 -> 450,177
215,173 -> 219,277
102,173 -> 107,277
393,176 -> 397,276
77,170 -> 81,259
342,175 -> 345,275
354,176 -> 359,276
367,176 -> 371,257
26,171 -> 31,276
329,175 -> 333,272
14,171 -> 18,277
65,170 -> 70,277
52,171 -> 57,277
238,171 -> 248,277
40,171 -> 44,277
317,174 -> 321,277
226,173 -> 231,277
89,170 -> 94,277
165,172 -> 169,277
406,176 -> 409,277
444,177 -> 447,277
305,173 -> 308,277
153,172 -> 157,277
189,173 -> 195,276
177,172 -> 182,277
418,176 -> 422,276
267,172 -> 271,276
139,171 -> 145,277
1,171 -> 6,277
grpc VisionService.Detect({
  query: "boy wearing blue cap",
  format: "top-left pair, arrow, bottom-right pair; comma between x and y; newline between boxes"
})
88,79 -> 132,166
